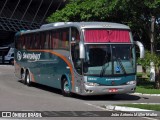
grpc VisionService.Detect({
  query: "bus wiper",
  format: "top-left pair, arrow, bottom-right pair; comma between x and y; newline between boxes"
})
100,63 -> 109,77
117,58 -> 126,74
100,57 -> 109,77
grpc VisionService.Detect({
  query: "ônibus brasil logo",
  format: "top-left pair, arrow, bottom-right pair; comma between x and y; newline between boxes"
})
17,51 -> 41,61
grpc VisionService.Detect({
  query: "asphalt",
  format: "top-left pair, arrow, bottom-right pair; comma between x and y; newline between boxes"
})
1,65 -> 159,117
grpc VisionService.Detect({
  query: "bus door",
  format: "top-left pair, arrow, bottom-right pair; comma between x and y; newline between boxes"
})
71,28 -> 82,75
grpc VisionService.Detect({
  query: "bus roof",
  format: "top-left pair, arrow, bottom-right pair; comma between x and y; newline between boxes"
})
18,22 -> 130,35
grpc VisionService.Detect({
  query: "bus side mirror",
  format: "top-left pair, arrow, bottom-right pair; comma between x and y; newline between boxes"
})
135,41 -> 145,58
79,42 -> 85,59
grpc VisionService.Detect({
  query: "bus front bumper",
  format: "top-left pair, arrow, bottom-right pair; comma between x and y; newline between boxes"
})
81,84 -> 136,96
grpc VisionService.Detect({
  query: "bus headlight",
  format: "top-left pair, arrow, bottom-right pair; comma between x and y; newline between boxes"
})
126,80 -> 136,85
85,82 -> 99,86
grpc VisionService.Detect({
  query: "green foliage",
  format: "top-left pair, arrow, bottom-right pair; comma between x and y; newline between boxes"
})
47,0 -> 109,22
47,0 -> 160,50
137,51 -> 160,69
137,51 -> 160,73
47,0 -> 160,23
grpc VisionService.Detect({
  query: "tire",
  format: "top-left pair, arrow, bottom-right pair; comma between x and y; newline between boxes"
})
21,70 -> 25,83
61,78 -> 72,97
25,71 -> 32,86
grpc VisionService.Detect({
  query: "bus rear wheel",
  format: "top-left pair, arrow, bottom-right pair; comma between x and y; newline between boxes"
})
25,71 -> 32,86
61,78 -> 72,97
21,70 -> 25,84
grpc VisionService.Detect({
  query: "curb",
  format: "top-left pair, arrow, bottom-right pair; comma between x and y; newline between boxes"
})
104,105 -> 153,111
132,93 -> 160,96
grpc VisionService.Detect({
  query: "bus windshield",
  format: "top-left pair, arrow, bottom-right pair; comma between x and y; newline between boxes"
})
83,44 -> 136,76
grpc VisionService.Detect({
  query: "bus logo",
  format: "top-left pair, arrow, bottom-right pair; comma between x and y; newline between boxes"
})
17,51 -> 22,61
17,51 -> 41,61
23,52 -> 41,61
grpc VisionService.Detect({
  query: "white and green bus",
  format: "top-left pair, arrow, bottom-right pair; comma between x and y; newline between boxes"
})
14,22 -> 144,96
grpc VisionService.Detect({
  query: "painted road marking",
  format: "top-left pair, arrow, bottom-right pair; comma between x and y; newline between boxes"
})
84,102 -> 159,120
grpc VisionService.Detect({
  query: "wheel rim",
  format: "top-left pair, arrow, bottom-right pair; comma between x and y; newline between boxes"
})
64,81 -> 69,92
21,73 -> 25,80
26,74 -> 30,84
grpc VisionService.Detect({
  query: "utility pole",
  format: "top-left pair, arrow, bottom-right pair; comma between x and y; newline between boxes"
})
150,16 -> 155,82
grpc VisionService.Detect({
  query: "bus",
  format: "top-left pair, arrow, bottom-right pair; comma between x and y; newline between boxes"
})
14,22 -> 144,96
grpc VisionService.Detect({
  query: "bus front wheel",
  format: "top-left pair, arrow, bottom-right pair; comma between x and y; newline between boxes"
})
61,78 -> 72,97
25,71 -> 32,86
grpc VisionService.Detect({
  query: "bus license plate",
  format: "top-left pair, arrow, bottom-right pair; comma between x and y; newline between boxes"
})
109,88 -> 118,93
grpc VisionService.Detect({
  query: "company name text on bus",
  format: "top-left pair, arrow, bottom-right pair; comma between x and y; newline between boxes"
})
17,51 -> 41,61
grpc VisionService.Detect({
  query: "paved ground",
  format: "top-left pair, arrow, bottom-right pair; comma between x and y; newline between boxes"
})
0,65 -> 159,120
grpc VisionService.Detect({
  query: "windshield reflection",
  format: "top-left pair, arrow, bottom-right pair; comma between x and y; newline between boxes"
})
83,44 -> 135,76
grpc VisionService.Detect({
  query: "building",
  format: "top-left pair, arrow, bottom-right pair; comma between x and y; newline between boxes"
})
0,0 -> 67,46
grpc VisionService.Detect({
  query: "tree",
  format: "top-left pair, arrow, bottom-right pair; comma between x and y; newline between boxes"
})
137,51 -> 160,89
47,0 -> 160,50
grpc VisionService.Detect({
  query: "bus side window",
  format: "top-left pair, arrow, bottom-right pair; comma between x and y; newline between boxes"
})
62,29 -> 69,49
36,33 -> 40,49
21,36 -> 25,49
26,35 -> 30,49
22,36 -> 26,50
48,32 -> 51,49
62,31 -> 67,48
55,32 -> 59,49
45,32 -> 50,49
51,31 -> 55,49
30,34 -> 35,49
71,27 -> 80,42
40,33 -> 45,49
